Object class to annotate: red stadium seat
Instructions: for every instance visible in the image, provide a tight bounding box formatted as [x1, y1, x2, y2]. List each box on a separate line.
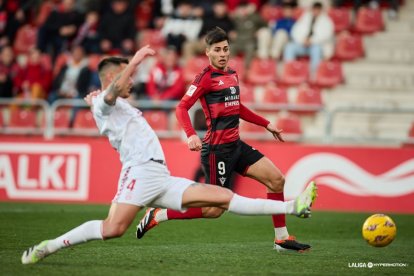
[263, 85, 288, 105]
[239, 82, 255, 103]
[239, 120, 267, 133]
[294, 85, 323, 116]
[408, 122, 414, 138]
[0, 108, 4, 127]
[354, 7, 384, 34]
[135, 0, 154, 29]
[53, 108, 71, 129]
[260, 4, 283, 22]
[183, 56, 209, 83]
[276, 113, 302, 135]
[9, 108, 38, 128]
[139, 29, 166, 51]
[143, 110, 169, 130]
[13, 24, 38, 54]
[227, 56, 245, 81]
[53, 53, 69, 77]
[40, 54, 53, 71]
[334, 33, 364, 61]
[246, 58, 277, 85]
[313, 60, 344, 88]
[72, 109, 97, 129]
[278, 60, 309, 86]
[328, 8, 351, 33]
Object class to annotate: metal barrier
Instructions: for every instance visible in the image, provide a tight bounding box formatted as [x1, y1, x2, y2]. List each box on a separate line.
[325, 106, 414, 144]
[1, 98, 412, 145]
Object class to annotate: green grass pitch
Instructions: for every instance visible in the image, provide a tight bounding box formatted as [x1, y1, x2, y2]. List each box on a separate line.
[0, 202, 413, 275]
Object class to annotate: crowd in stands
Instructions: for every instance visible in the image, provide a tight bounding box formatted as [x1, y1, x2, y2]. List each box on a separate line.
[0, 0, 402, 132]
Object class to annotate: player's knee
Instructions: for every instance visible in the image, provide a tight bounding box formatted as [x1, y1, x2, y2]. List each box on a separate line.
[202, 207, 225, 218]
[268, 174, 285, 192]
[102, 222, 128, 238]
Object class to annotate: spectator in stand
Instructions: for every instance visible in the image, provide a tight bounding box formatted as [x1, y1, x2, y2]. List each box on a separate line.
[48, 45, 92, 104]
[257, 2, 296, 60]
[333, 0, 399, 20]
[36, 0, 84, 61]
[146, 46, 185, 102]
[72, 10, 100, 54]
[0, 46, 18, 98]
[148, 0, 174, 29]
[14, 48, 52, 100]
[230, 1, 267, 68]
[161, 0, 202, 54]
[182, 0, 234, 63]
[283, 1, 334, 78]
[0, 0, 25, 48]
[98, 0, 136, 55]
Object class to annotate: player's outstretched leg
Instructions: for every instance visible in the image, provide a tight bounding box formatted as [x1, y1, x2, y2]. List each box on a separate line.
[274, 181, 318, 253]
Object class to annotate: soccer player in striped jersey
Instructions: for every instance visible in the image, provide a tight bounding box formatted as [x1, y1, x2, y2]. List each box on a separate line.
[137, 27, 313, 252]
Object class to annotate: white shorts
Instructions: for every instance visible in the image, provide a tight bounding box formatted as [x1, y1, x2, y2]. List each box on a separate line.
[112, 161, 194, 211]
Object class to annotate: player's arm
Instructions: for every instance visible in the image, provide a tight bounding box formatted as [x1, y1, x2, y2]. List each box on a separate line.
[104, 45, 155, 105]
[239, 103, 284, 142]
[176, 83, 206, 151]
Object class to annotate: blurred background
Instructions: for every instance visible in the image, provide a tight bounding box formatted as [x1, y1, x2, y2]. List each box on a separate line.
[0, 0, 413, 214]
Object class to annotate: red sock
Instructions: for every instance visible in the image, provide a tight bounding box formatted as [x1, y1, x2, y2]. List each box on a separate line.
[267, 192, 286, 228]
[166, 208, 203, 220]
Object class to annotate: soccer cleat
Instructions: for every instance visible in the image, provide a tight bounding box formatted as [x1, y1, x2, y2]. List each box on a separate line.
[274, 236, 311, 252]
[294, 181, 318, 218]
[136, 208, 160, 239]
[21, 240, 50, 264]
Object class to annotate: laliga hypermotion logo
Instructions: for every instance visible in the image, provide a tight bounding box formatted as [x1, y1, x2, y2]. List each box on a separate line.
[0, 143, 90, 201]
[284, 153, 414, 199]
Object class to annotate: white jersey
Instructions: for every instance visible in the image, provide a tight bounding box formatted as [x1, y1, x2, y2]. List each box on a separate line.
[91, 91, 165, 168]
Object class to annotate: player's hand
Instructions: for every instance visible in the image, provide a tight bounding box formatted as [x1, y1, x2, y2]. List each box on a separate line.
[84, 89, 102, 106]
[266, 123, 285, 142]
[187, 134, 202, 151]
[131, 45, 155, 66]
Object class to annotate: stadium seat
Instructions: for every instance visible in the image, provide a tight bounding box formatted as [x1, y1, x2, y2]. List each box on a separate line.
[183, 56, 210, 83]
[328, 7, 351, 33]
[13, 24, 38, 54]
[9, 108, 38, 128]
[334, 33, 364, 61]
[53, 108, 71, 129]
[40, 54, 53, 71]
[260, 4, 283, 22]
[294, 85, 323, 115]
[227, 56, 245, 81]
[263, 85, 288, 105]
[239, 120, 267, 133]
[246, 58, 277, 85]
[278, 60, 309, 86]
[354, 7, 384, 34]
[53, 53, 69, 77]
[0, 108, 4, 127]
[72, 109, 97, 129]
[239, 82, 255, 103]
[408, 122, 414, 138]
[134, 0, 154, 29]
[143, 110, 169, 130]
[276, 113, 302, 135]
[313, 60, 344, 88]
[138, 29, 166, 51]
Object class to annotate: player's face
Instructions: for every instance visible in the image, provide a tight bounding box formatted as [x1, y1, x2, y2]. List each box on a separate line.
[108, 63, 133, 98]
[206, 40, 230, 70]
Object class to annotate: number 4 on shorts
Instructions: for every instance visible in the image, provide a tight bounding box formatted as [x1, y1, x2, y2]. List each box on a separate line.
[127, 179, 136, 191]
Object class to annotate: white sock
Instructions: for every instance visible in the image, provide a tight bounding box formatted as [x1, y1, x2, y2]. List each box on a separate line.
[155, 209, 168, 223]
[275, 227, 289, 240]
[46, 220, 103, 253]
[228, 194, 295, 215]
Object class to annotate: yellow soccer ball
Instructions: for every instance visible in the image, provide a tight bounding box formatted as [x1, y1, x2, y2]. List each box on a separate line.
[362, 214, 397, 247]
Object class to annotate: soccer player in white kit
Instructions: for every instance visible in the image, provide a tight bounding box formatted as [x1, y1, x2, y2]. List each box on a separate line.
[21, 45, 317, 264]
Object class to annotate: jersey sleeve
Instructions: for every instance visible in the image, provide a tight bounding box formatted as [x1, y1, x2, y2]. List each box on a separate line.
[176, 81, 207, 138]
[92, 91, 114, 116]
[239, 103, 270, 127]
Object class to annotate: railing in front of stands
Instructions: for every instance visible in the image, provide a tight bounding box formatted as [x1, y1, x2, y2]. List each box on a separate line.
[0, 98, 413, 145]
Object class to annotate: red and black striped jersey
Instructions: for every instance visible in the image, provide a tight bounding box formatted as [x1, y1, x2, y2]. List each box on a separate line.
[176, 65, 269, 146]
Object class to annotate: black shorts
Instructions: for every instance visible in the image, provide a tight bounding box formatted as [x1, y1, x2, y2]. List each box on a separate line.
[201, 140, 264, 189]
